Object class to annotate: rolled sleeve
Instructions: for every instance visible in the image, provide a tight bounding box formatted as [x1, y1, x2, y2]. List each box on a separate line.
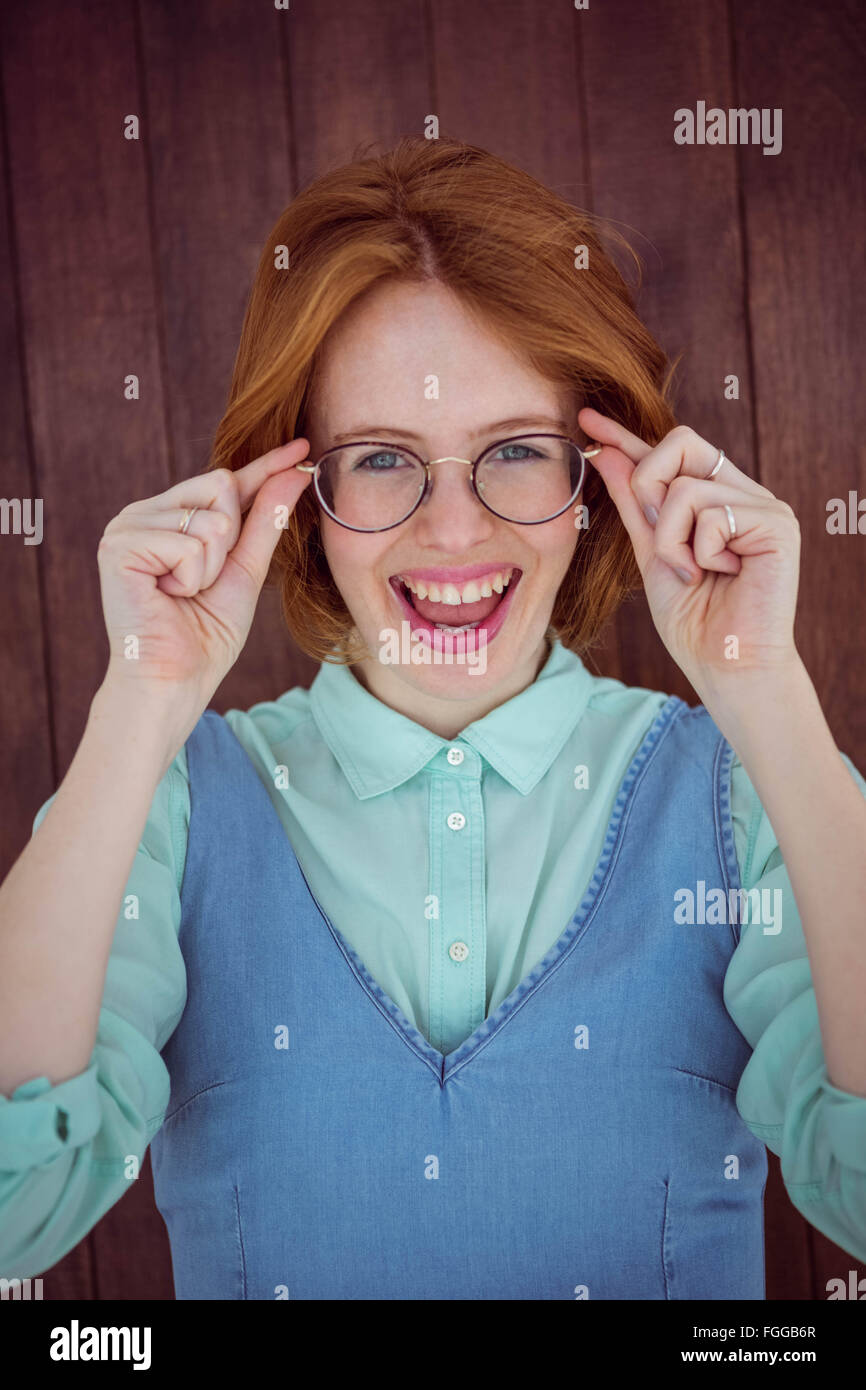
[0, 1067, 102, 1169]
[0, 751, 189, 1279]
[724, 750, 866, 1263]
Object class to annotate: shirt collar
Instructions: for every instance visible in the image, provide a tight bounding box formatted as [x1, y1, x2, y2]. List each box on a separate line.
[308, 636, 596, 799]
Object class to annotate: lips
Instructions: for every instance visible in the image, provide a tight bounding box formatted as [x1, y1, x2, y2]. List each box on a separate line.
[388, 568, 522, 650]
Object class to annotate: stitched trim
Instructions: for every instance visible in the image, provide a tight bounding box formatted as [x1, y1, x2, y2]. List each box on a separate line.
[444, 693, 687, 1082]
[672, 1065, 738, 1096]
[168, 748, 190, 898]
[661, 1176, 672, 1299]
[739, 773, 764, 889]
[706, 725, 741, 951]
[233, 1182, 248, 1299]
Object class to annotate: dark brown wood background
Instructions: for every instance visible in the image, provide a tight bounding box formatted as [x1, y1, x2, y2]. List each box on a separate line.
[1, 0, 863, 1300]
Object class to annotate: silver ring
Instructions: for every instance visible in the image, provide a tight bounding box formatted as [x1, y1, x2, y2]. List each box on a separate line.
[178, 506, 199, 534]
[723, 504, 736, 540]
[705, 449, 727, 479]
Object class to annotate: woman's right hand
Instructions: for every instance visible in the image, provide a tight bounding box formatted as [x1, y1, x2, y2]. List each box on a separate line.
[96, 438, 313, 713]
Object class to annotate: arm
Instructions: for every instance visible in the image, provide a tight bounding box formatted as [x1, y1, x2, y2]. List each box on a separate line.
[713, 660, 866, 1099]
[0, 437, 312, 1278]
[723, 686, 866, 1264]
[0, 680, 186, 1093]
[576, 408, 866, 1259]
[0, 720, 188, 1278]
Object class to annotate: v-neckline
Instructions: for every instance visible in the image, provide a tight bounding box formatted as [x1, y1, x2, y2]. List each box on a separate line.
[283, 693, 685, 1087]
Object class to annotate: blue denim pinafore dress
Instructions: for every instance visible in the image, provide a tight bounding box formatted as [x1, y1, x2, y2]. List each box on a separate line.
[150, 694, 767, 1299]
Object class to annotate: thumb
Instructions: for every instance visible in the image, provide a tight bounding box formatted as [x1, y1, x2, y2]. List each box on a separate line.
[227, 465, 313, 594]
[589, 447, 655, 574]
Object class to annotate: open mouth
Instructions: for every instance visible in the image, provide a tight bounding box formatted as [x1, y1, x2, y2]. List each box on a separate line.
[388, 566, 523, 650]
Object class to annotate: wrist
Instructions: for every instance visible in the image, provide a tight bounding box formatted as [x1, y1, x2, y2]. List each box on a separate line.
[692, 650, 809, 713]
[90, 673, 201, 780]
[695, 655, 825, 757]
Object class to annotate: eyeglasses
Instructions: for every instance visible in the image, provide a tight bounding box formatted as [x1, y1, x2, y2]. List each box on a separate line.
[295, 433, 602, 533]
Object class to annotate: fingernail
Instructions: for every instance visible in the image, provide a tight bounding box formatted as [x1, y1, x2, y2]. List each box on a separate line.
[675, 566, 694, 584]
[643, 504, 658, 526]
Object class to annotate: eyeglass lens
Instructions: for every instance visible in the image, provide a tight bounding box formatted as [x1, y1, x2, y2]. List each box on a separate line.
[315, 435, 585, 529]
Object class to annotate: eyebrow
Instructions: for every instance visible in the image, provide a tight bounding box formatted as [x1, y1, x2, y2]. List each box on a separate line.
[328, 415, 574, 446]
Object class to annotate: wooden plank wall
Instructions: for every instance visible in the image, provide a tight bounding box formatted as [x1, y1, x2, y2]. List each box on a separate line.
[0, 0, 862, 1301]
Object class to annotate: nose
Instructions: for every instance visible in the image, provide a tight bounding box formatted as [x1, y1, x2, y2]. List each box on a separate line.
[411, 458, 496, 548]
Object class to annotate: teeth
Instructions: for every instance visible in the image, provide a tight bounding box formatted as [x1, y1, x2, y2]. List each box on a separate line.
[399, 567, 515, 606]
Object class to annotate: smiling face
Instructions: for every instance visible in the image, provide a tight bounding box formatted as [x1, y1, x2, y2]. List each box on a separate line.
[303, 278, 585, 734]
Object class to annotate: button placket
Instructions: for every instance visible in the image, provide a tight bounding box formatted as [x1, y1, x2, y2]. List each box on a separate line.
[426, 747, 486, 1055]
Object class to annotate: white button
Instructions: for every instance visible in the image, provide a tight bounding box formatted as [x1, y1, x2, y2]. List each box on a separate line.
[446, 811, 466, 830]
[449, 940, 470, 962]
[447, 747, 464, 765]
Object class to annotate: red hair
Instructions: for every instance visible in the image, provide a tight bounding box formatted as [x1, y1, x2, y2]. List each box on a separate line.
[210, 136, 679, 663]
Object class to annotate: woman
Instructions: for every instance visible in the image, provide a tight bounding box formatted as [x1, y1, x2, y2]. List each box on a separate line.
[1, 137, 864, 1301]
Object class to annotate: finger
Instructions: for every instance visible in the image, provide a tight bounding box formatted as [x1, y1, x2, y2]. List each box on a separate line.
[585, 442, 657, 575]
[128, 506, 237, 591]
[691, 507, 744, 576]
[156, 535, 206, 596]
[633, 428, 773, 524]
[224, 461, 313, 595]
[231, 438, 311, 512]
[136, 439, 309, 526]
[133, 463, 242, 531]
[653, 477, 774, 575]
[579, 411, 771, 519]
[653, 480, 746, 579]
[101, 525, 208, 597]
[578, 406, 653, 463]
[656, 492, 792, 583]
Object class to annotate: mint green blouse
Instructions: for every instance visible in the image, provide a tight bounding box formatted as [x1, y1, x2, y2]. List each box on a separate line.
[2, 636, 866, 1277]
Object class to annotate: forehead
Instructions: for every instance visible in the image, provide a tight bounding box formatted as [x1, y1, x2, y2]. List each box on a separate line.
[306, 279, 571, 437]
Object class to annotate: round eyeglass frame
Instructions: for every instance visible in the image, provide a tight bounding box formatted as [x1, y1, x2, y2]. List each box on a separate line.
[295, 433, 600, 533]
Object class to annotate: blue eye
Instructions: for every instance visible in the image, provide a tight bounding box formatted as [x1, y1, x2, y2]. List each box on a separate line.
[491, 444, 543, 462]
[354, 451, 412, 473]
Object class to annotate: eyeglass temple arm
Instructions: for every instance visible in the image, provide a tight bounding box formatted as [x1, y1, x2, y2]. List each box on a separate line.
[293, 444, 603, 471]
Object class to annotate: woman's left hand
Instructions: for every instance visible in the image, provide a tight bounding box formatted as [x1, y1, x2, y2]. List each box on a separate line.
[578, 407, 803, 699]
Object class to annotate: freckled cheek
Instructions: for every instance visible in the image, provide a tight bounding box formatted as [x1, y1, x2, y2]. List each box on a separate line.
[359, 563, 397, 621]
[321, 524, 392, 616]
[525, 522, 578, 590]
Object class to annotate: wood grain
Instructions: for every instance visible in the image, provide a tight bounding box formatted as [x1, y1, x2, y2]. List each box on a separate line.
[1, 0, 862, 1301]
